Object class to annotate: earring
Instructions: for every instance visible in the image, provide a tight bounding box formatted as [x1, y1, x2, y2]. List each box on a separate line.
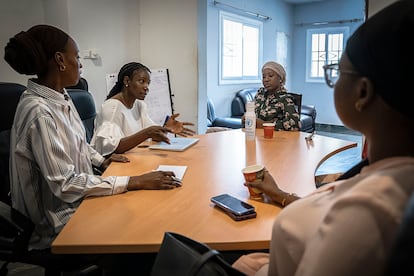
[355, 101, 362, 112]
[125, 84, 129, 88]
[59, 65, 66, 72]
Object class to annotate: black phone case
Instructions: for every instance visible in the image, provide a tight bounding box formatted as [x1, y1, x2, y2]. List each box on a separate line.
[226, 209, 257, 221]
[211, 194, 255, 216]
[213, 206, 257, 221]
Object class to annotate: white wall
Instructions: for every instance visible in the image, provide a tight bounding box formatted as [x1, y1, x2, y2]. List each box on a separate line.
[0, 0, 45, 85]
[66, 0, 142, 112]
[0, 0, 198, 131]
[139, 0, 198, 131]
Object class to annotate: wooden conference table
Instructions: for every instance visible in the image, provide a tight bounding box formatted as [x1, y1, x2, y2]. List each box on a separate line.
[52, 129, 356, 254]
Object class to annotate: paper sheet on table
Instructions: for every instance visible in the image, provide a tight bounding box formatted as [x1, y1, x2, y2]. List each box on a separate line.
[156, 165, 187, 180]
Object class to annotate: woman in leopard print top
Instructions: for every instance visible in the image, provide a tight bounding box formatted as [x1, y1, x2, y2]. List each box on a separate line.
[254, 61, 300, 131]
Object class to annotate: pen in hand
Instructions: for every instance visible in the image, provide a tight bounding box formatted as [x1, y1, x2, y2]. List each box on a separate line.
[163, 115, 170, 127]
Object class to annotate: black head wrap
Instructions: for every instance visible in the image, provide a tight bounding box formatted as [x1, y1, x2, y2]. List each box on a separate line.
[4, 24, 69, 76]
[345, 0, 414, 118]
[107, 62, 151, 99]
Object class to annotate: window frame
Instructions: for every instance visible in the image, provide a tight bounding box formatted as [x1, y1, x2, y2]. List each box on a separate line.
[219, 10, 263, 85]
[305, 26, 350, 84]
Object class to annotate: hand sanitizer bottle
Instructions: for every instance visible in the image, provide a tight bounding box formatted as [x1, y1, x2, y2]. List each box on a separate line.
[245, 101, 256, 141]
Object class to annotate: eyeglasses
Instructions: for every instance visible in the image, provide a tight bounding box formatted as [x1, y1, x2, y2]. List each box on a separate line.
[323, 63, 360, 88]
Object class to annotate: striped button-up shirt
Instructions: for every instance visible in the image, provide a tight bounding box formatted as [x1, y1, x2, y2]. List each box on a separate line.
[10, 80, 129, 250]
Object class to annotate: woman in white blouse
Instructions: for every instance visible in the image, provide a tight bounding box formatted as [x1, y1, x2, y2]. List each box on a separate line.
[91, 62, 195, 156]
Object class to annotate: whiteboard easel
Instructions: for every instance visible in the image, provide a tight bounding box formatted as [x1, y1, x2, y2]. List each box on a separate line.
[105, 68, 173, 126]
[146, 68, 174, 125]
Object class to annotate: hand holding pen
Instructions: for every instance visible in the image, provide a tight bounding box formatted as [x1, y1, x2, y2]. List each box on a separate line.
[163, 114, 196, 137]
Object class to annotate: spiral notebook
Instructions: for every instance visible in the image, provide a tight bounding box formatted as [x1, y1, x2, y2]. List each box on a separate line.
[149, 137, 199, 152]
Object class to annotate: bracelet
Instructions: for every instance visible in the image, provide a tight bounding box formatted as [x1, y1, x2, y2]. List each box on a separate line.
[281, 193, 297, 207]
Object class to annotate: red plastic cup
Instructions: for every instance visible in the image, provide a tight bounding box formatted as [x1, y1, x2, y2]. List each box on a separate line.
[263, 123, 275, 139]
[242, 164, 265, 199]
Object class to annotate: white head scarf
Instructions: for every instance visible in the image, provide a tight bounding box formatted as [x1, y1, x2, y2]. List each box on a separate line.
[262, 61, 286, 85]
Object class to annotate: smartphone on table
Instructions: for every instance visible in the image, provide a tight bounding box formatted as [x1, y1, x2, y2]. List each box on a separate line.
[211, 194, 257, 221]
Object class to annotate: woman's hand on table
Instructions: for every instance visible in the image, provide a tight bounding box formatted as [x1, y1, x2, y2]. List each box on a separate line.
[128, 171, 182, 190]
[100, 153, 130, 171]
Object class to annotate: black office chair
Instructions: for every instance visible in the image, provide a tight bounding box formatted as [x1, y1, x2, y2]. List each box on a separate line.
[384, 191, 414, 276]
[287, 92, 302, 115]
[0, 82, 101, 276]
[0, 82, 25, 206]
[66, 77, 89, 91]
[67, 89, 97, 143]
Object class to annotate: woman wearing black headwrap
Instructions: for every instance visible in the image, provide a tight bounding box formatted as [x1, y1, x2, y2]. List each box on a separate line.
[91, 61, 195, 156]
[232, 1, 414, 275]
[4, 25, 181, 258]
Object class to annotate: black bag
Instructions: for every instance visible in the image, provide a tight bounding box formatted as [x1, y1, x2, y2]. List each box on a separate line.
[150, 232, 246, 276]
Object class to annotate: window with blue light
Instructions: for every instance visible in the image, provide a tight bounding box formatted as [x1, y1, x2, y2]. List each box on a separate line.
[305, 27, 350, 83]
[219, 11, 263, 85]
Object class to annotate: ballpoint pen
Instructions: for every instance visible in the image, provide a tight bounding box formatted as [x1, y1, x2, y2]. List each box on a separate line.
[162, 115, 170, 127]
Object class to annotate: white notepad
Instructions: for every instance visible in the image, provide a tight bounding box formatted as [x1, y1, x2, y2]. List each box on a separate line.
[156, 165, 187, 180]
[149, 137, 199, 152]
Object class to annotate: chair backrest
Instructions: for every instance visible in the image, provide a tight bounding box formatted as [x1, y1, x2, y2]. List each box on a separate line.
[67, 89, 97, 143]
[288, 92, 302, 115]
[0, 82, 26, 205]
[231, 88, 259, 118]
[0, 82, 26, 132]
[207, 98, 216, 127]
[66, 77, 89, 91]
[0, 83, 100, 274]
[384, 191, 414, 275]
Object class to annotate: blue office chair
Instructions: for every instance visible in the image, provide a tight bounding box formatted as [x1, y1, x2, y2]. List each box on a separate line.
[67, 89, 97, 143]
[207, 97, 241, 129]
[66, 77, 89, 91]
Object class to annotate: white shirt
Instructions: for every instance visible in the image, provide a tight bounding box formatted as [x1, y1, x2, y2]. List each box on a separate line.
[91, 99, 156, 156]
[10, 80, 129, 250]
[263, 157, 414, 276]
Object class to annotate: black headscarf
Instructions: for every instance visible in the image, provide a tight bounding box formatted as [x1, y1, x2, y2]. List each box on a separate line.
[4, 25, 69, 76]
[345, 0, 414, 118]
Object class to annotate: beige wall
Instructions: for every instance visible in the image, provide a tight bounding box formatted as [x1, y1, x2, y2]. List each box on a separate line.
[0, 0, 198, 131]
[139, 0, 198, 127]
[367, 0, 397, 17]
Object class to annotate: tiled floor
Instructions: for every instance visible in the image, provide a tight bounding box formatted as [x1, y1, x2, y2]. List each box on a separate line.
[1, 124, 363, 276]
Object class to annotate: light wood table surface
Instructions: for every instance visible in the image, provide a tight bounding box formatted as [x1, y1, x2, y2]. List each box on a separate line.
[52, 129, 356, 254]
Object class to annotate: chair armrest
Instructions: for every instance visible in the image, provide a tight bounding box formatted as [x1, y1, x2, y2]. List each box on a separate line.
[0, 201, 33, 255]
[231, 97, 245, 117]
[212, 117, 242, 129]
[301, 105, 317, 119]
